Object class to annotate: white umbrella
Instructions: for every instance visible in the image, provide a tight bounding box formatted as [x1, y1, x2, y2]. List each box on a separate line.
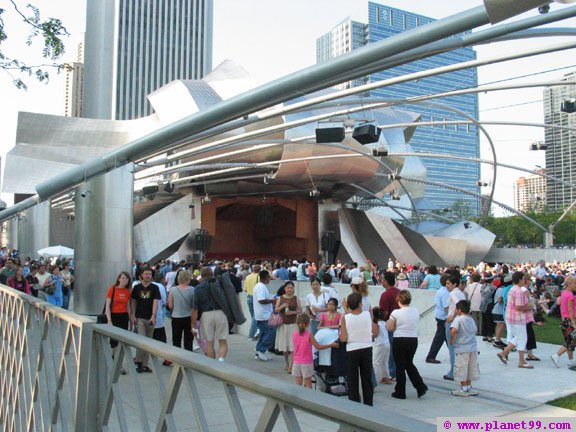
[37, 245, 74, 258]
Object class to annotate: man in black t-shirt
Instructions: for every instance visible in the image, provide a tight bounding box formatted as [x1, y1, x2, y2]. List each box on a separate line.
[130, 268, 160, 373]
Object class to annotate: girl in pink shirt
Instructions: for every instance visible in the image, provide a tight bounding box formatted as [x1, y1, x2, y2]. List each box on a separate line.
[292, 314, 339, 388]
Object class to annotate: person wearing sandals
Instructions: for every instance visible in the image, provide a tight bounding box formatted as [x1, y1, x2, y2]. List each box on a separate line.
[496, 272, 535, 369]
[275, 281, 302, 373]
[168, 270, 195, 351]
[105, 271, 133, 375]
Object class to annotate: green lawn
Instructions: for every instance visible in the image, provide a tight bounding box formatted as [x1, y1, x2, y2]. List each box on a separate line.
[533, 316, 564, 345]
[549, 394, 576, 411]
[534, 316, 576, 411]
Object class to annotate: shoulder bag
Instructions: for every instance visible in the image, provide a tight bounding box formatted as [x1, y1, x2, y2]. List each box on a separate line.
[97, 287, 115, 324]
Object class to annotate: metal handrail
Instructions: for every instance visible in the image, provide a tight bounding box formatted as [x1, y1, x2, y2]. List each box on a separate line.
[1, 284, 435, 432]
[93, 324, 432, 432]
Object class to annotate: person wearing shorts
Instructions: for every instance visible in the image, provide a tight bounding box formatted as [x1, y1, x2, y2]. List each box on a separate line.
[497, 272, 534, 369]
[191, 267, 229, 361]
[450, 300, 480, 396]
[292, 314, 338, 388]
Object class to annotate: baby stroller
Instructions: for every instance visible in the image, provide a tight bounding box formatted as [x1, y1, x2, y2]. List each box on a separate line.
[313, 341, 348, 397]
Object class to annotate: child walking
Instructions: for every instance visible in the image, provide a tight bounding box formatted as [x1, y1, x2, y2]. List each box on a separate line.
[372, 306, 393, 384]
[449, 300, 480, 396]
[292, 314, 339, 388]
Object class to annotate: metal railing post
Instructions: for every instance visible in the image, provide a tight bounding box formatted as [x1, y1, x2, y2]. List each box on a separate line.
[74, 322, 98, 432]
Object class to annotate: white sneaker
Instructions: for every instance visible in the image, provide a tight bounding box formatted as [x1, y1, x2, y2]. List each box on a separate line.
[551, 354, 560, 368]
[567, 360, 576, 368]
[467, 388, 479, 396]
[451, 389, 470, 397]
[218, 357, 225, 362]
[255, 351, 269, 361]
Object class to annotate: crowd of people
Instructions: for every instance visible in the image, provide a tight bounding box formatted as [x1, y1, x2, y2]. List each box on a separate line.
[3, 248, 576, 405]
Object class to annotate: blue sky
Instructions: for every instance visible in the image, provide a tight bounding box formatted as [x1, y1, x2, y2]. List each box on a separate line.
[1, 0, 575, 211]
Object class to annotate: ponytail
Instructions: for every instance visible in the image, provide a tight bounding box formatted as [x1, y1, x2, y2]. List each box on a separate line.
[296, 313, 310, 335]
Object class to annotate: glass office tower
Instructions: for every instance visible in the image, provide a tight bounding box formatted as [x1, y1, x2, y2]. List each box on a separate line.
[316, 3, 480, 215]
[544, 71, 576, 212]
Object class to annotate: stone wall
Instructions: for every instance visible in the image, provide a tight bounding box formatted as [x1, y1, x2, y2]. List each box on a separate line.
[485, 247, 576, 264]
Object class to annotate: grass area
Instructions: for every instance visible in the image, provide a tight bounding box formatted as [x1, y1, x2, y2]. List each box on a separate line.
[548, 394, 576, 411]
[533, 315, 564, 345]
[535, 316, 576, 412]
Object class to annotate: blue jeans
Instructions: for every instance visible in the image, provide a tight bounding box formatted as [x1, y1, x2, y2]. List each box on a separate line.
[255, 320, 276, 353]
[387, 330, 396, 378]
[247, 296, 257, 339]
[62, 289, 71, 310]
[445, 324, 455, 378]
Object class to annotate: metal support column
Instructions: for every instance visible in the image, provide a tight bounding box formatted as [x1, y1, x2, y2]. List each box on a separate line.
[17, 202, 51, 260]
[73, 164, 134, 315]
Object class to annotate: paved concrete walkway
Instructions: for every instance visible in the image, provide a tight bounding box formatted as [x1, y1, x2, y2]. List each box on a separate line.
[221, 329, 576, 424]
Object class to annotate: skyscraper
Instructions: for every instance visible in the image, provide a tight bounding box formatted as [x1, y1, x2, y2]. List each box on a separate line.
[316, 3, 480, 214]
[64, 41, 85, 117]
[514, 169, 546, 213]
[83, 0, 213, 120]
[544, 71, 576, 212]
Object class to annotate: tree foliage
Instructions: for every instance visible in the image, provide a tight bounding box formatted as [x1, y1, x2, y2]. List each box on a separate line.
[474, 212, 576, 246]
[0, 1, 69, 90]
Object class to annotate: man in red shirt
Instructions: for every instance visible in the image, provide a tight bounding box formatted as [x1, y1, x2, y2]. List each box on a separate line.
[379, 272, 399, 381]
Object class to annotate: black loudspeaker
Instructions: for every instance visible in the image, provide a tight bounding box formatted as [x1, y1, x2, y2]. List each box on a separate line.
[315, 127, 345, 143]
[561, 100, 576, 113]
[321, 231, 337, 252]
[193, 229, 212, 251]
[352, 124, 381, 144]
[142, 185, 159, 195]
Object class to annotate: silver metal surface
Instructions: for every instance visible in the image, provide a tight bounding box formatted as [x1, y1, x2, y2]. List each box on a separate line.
[484, 0, 548, 24]
[73, 164, 133, 315]
[16, 201, 51, 260]
[27, 5, 492, 202]
[134, 194, 192, 261]
[433, 221, 496, 265]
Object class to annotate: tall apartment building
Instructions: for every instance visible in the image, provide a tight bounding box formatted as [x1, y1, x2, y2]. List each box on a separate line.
[544, 71, 576, 212]
[64, 41, 85, 117]
[514, 169, 546, 213]
[316, 3, 480, 214]
[83, 0, 213, 120]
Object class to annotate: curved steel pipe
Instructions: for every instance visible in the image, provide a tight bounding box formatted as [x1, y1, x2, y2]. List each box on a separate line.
[398, 175, 548, 232]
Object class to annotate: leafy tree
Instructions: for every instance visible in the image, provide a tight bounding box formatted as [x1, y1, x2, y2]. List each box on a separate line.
[0, 1, 69, 90]
[475, 212, 576, 246]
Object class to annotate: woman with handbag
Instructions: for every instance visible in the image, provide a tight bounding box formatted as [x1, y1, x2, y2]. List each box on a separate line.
[105, 271, 133, 374]
[45, 265, 63, 307]
[274, 281, 302, 373]
[168, 270, 195, 351]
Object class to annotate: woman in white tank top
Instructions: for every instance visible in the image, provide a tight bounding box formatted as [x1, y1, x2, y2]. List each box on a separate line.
[340, 292, 378, 406]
